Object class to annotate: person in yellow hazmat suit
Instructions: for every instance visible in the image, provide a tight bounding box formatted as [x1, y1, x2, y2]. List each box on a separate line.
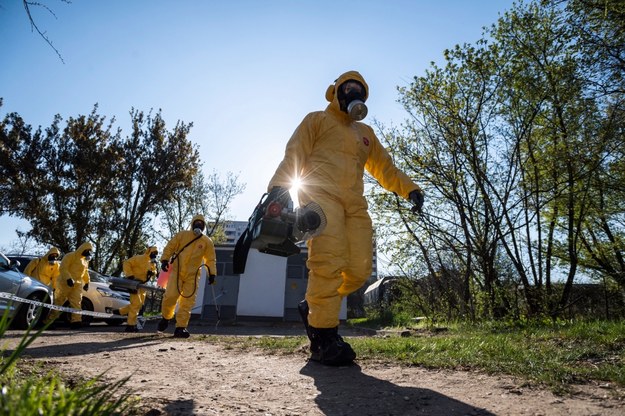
[24, 247, 61, 290]
[44, 242, 95, 329]
[114, 246, 158, 333]
[267, 70, 424, 366]
[157, 214, 217, 338]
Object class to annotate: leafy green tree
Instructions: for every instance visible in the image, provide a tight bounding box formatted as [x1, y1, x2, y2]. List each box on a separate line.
[551, 0, 625, 291]
[370, 34, 523, 318]
[370, 0, 625, 320]
[0, 105, 119, 255]
[0, 103, 200, 275]
[101, 108, 201, 274]
[488, 1, 601, 316]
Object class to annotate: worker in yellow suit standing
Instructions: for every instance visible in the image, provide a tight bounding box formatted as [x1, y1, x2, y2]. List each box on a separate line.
[24, 247, 61, 290]
[45, 242, 94, 329]
[267, 71, 424, 365]
[157, 214, 217, 338]
[115, 245, 158, 333]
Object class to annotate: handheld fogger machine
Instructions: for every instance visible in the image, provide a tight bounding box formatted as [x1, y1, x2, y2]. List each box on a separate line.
[109, 276, 165, 294]
[233, 186, 326, 274]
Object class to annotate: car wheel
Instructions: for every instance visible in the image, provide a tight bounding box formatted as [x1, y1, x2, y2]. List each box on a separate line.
[81, 297, 94, 326]
[13, 292, 48, 329]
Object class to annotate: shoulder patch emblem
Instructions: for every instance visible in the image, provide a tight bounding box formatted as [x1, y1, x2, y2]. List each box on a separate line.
[362, 137, 370, 146]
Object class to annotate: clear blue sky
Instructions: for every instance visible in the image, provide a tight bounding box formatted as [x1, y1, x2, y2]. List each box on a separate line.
[0, 0, 516, 251]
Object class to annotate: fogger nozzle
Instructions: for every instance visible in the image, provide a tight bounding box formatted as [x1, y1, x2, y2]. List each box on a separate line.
[297, 210, 321, 232]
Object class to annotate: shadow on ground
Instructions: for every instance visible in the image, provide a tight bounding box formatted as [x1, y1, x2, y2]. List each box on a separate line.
[300, 361, 494, 416]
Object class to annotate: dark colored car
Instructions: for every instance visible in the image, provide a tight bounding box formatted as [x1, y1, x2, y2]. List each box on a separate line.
[0, 252, 53, 329]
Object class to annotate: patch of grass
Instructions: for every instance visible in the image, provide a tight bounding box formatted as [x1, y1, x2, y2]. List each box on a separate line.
[197, 334, 307, 353]
[0, 308, 139, 415]
[0, 366, 138, 416]
[350, 309, 418, 329]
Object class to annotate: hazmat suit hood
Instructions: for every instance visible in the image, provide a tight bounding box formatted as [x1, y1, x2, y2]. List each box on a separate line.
[45, 247, 61, 258]
[144, 245, 158, 256]
[325, 70, 369, 117]
[76, 242, 94, 256]
[190, 214, 206, 230]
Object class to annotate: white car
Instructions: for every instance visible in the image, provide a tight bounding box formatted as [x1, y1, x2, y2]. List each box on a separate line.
[80, 270, 130, 326]
[6, 254, 130, 326]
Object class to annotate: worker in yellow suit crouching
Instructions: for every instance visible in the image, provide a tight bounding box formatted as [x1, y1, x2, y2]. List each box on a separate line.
[115, 246, 158, 333]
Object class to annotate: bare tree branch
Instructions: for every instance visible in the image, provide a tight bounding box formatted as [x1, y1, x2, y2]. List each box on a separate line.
[22, 0, 69, 64]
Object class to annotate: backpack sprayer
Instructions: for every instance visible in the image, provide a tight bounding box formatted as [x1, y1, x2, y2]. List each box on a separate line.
[109, 273, 165, 295]
[233, 186, 327, 274]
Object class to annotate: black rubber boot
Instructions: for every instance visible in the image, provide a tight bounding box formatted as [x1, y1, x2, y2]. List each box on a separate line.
[157, 318, 169, 332]
[298, 300, 320, 361]
[125, 325, 138, 333]
[70, 321, 82, 330]
[44, 321, 57, 330]
[309, 326, 356, 366]
[173, 327, 190, 338]
[112, 309, 121, 316]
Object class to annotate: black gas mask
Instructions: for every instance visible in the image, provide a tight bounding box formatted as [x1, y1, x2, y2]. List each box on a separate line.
[337, 80, 368, 121]
[82, 250, 92, 261]
[193, 221, 205, 237]
[48, 254, 59, 265]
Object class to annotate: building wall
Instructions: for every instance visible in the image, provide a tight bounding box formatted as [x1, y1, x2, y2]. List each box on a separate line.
[236, 250, 287, 318]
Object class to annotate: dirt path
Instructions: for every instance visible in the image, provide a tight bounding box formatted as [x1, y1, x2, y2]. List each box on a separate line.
[4, 321, 624, 415]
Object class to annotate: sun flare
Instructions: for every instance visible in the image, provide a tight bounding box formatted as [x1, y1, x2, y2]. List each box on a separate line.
[289, 177, 302, 207]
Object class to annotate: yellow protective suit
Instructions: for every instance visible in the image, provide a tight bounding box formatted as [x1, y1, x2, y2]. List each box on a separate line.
[160, 214, 217, 328]
[46, 242, 94, 324]
[24, 247, 61, 290]
[118, 246, 158, 326]
[268, 70, 421, 329]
